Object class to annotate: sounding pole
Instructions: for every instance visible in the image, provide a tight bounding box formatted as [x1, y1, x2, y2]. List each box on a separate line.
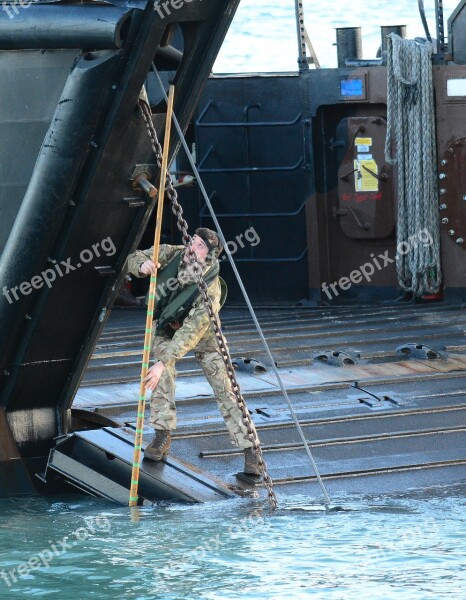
[129, 86, 175, 508]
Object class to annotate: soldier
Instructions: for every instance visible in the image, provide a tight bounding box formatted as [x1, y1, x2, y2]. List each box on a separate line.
[127, 228, 261, 477]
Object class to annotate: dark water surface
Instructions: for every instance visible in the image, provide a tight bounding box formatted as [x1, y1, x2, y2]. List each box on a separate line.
[0, 486, 465, 599]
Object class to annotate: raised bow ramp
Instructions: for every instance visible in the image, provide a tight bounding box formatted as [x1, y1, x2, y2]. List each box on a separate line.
[0, 0, 241, 497]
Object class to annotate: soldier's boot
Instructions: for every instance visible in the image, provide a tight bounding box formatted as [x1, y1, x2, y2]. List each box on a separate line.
[144, 430, 172, 461]
[243, 447, 262, 477]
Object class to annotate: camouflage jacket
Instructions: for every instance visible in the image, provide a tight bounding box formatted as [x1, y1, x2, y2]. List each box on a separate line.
[127, 244, 221, 368]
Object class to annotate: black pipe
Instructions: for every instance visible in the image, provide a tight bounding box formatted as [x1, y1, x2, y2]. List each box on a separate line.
[380, 25, 406, 63]
[154, 45, 184, 70]
[0, 51, 121, 388]
[336, 27, 362, 68]
[418, 0, 433, 44]
[0, 6, 133, 49]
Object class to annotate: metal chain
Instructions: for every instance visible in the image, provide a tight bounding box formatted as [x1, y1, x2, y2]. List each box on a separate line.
[138, 99, 278, 509]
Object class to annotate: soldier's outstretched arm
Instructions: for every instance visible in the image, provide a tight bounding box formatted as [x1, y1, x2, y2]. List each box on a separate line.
[126, 244, 184, 277]
[143, 360, 165, 391]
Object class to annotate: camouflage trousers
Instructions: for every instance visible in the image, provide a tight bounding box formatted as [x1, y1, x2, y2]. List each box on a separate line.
[150, 334, 253, 449]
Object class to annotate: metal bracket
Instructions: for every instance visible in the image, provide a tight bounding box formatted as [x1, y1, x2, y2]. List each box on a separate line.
[351, 383, 404, 409]
[332, 207, 348, 217]
[314, 350, 358, 367]
[232, 357, 267, 374]
[122, 197, 146, 208]
[255, 406, 279, 419]
[94, 266, 116, 276]
[328, 138, 346, 150]
[354, 392, 404, 409]
[130, 164, 158, 198]
[396, 343, 440, 360]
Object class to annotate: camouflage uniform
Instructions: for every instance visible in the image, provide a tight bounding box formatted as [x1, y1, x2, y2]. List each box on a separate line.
[127, 244, 253, 449]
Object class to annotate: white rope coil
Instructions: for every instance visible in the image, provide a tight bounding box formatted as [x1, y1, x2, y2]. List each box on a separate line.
[384, 33, 442, 296]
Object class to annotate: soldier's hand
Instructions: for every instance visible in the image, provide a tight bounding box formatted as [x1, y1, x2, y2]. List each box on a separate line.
[144, 361, 165, 391]
[139, 260, 160, 276]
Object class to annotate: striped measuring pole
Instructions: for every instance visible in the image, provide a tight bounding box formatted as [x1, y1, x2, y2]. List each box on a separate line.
[129, 85, 175, 507]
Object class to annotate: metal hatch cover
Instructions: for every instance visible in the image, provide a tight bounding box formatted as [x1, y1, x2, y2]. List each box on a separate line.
[336, 116, 395, 239]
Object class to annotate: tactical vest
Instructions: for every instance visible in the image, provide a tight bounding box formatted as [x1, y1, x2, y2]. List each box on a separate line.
[153, 251, 226, 336]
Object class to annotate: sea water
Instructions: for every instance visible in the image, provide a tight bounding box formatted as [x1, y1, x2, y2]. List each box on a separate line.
[0, 487, 465, 599]
[215, 0, 460, 72]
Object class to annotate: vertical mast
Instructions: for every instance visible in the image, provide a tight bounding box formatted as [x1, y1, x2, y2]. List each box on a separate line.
[294, 1, 320, 71]
[435, 0, 446, 53]
[295, 0, 309, 71]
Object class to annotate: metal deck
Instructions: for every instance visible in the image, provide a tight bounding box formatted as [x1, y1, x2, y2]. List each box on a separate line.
[44, 427, 236, 504]
[73, 302, 466, 501]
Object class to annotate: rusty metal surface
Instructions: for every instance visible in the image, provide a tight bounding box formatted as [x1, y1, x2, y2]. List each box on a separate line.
[0, 408, 36, 495]
[434, 65, 466, 294]
[337, 117, 395, 239]
[438, 137, 466, 249]
[0, 408, 20, 461]
[305, 67, 399, 299]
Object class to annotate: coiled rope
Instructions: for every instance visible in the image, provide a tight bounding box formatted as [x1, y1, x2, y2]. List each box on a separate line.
[384, 34, 442, 296]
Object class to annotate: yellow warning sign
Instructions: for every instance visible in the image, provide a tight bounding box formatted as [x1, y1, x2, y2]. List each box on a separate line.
[354, 159, 379, 192]
[355, 137, 373, 146]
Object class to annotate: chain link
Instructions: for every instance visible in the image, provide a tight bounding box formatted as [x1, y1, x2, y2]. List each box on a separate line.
[138, 99, 278, 509]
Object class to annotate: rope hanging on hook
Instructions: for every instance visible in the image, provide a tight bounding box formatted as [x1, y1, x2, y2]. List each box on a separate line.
[384, 34, 442, 297]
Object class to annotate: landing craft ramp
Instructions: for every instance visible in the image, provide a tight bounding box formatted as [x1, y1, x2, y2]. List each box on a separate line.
[74, 303, 466, 500]
[0, 0, 242, 497]
[44, 428, 236, 504]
